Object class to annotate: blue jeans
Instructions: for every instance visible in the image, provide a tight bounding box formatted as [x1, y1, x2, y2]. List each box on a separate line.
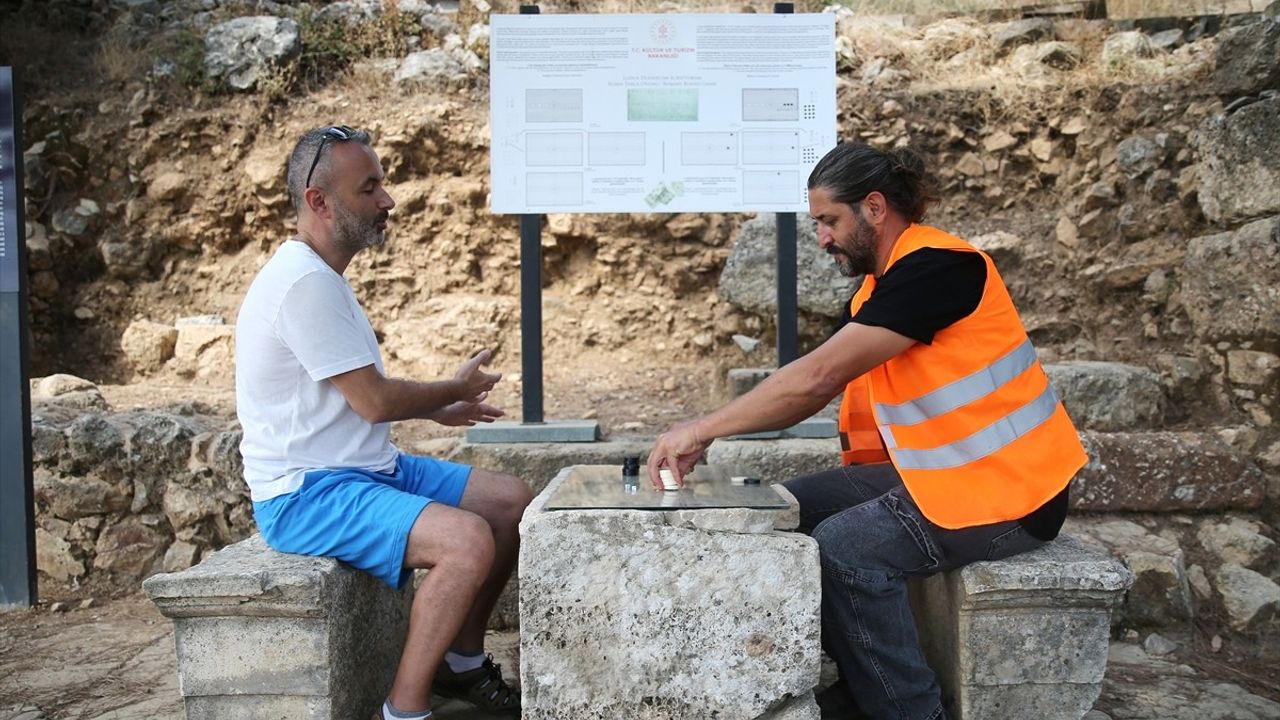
[783, 464, 1043, 720]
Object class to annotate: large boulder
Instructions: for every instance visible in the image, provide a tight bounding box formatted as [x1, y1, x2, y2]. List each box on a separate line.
[204, 16, 301, 91]
[1214, 564, 1280, 631]
[1044, 361, 1165, 431]
[1212, 15, 1280, 97]
[1072, 431, 1266, 513]
[173, 316, 235, 384]
[120, 320, 178, 375]
[719, 214, 859, 319]
[1194, 96, 1280, 224]
[1197, 518, 1276, 571]
[1182, 215, 1280, 343]
[393, 47, 479, 87]
[1066, 518, 1193, 626]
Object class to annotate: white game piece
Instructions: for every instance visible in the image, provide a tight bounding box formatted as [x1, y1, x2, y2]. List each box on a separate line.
[659, 467, 679, 491]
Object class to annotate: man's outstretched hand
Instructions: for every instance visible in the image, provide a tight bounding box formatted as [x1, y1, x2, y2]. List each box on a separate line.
[455, 348, 501, 402]
[431, 400, 505, 427]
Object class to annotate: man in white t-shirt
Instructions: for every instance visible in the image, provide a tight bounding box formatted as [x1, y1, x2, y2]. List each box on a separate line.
[235, 126, 531, 720]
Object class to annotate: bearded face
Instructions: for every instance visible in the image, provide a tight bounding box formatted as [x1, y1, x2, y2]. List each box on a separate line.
[332, 192, 388, 252]
[827, 210, 878, 278]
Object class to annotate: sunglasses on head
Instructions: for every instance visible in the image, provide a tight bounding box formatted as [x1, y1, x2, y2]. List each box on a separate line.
[304, 125, 357, 188]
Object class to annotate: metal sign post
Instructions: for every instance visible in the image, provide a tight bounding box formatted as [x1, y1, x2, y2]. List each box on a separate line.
[774, 2, 799, 367]
[0, 66, 37, 609]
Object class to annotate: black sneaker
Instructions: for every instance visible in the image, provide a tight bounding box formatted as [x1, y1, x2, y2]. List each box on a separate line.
[433, 654, 520, 714]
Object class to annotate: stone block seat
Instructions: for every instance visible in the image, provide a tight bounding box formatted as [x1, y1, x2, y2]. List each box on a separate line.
[913, 534, 1134, 719]
[143, 534, 412, 720]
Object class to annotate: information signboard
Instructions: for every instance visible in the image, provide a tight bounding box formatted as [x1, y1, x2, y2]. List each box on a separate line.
[0, 65, 36, 608]
[489, 12, 837, 214]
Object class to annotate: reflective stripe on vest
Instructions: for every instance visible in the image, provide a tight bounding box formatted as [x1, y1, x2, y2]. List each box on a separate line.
[872, 338, 1037, 427]
[888, 382, 1061, 470]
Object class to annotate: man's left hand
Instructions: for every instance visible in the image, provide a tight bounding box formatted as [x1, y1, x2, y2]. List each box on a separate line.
[431, 400, 505, 427]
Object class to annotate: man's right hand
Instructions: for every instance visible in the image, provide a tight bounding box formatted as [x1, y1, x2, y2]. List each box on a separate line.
[455, 348, 501, 402]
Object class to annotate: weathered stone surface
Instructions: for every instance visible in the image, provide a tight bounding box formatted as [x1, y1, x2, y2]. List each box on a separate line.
[34, 470, 129, 520]
[1100, 31, 1155, 67]
[1116, 135, 1163, 178]
[203, 16, 300, 91]
[1045, 362, 1165, 431]
[450, 439, 647, 497]
[1097, 641, 1280, 719]
[31, 374, 107, 411]
[1195, 97, 1280, 223]
[93, 517, 167, 578]
[144, 534, 411, 719]
[718, 214, 860, 319]
[707, 439, 843, 485]
[994, 17, 1055, 50]
[64, 413, 125, 470]
[519, 467, 821, 720]
[1063, 519, 1191, 626]
[1212, 15, 1280, 97]
[145, 168, 186, 203]
[393, 48, 478, 87]
[1072, 432, 1266, 512]
[35, 526, 84, 581]
[34, 374, 97, 398]
[1196, 517, 1276, 570]
[173, 322, 235, 383]
[1215, 564, 1280, 631]
[912, 535, 1132, 720]
[162, 482, 223, 529]
[1183, 215, 1280, 341]
[1226, 349, 1280, 388]
[313, 0, 381, 26]
[121, 320, 178, 375]
[382, 295, 515, 376]
[163, 540, 201, 573]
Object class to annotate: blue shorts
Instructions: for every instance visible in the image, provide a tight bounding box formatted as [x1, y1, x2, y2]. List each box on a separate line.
[252, 453, 472, 589]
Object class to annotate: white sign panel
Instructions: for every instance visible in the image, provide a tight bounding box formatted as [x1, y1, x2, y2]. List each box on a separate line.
[489, 13, 837, 214]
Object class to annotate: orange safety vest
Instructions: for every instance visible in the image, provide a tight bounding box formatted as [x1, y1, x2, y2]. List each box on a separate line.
[837, 224, 1086, 529]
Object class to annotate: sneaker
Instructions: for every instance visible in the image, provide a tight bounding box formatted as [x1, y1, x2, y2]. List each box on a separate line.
[433, 654, 520, 714]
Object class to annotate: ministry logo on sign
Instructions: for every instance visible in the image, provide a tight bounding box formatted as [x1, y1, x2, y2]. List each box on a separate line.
[641, 18, 693, 59]
[650, 19, 677, 45]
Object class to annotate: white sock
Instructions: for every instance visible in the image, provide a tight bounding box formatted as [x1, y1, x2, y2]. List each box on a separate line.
[445, 649, 486, 673]
[382, 700, 431, 720]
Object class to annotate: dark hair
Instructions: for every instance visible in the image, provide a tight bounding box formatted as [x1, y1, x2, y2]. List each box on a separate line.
[286, 125, 373, 212]
[807, 143, 939, 223]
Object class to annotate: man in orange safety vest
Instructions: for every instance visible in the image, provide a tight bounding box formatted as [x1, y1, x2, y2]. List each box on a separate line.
[647, 142, 1086, 720]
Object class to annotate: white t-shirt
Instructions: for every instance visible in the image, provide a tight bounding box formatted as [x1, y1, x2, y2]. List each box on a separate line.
[235, 240, 398, 502]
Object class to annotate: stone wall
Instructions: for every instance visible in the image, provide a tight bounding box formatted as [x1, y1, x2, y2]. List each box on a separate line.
[29, 375, 249, 591]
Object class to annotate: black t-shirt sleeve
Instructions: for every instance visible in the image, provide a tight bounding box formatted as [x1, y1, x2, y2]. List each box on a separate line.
[850, 248, 987, 344]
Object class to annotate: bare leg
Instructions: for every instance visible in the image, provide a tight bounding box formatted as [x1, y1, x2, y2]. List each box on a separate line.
[386, 503, 495, 712]
[449, 469, 533, 653]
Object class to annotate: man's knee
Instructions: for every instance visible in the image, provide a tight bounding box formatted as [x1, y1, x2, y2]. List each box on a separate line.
[446, 512, 497, 570]
[407, 508, 496, 573]
[487, 470, 534, 523]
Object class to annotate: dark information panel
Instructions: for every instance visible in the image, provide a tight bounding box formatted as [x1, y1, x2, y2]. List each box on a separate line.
[1, 65, 36, 608]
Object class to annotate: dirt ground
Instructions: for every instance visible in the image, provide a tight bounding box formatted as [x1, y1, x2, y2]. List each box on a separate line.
[4, 592, 1280, 720]
[0, 593, 521, 720]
